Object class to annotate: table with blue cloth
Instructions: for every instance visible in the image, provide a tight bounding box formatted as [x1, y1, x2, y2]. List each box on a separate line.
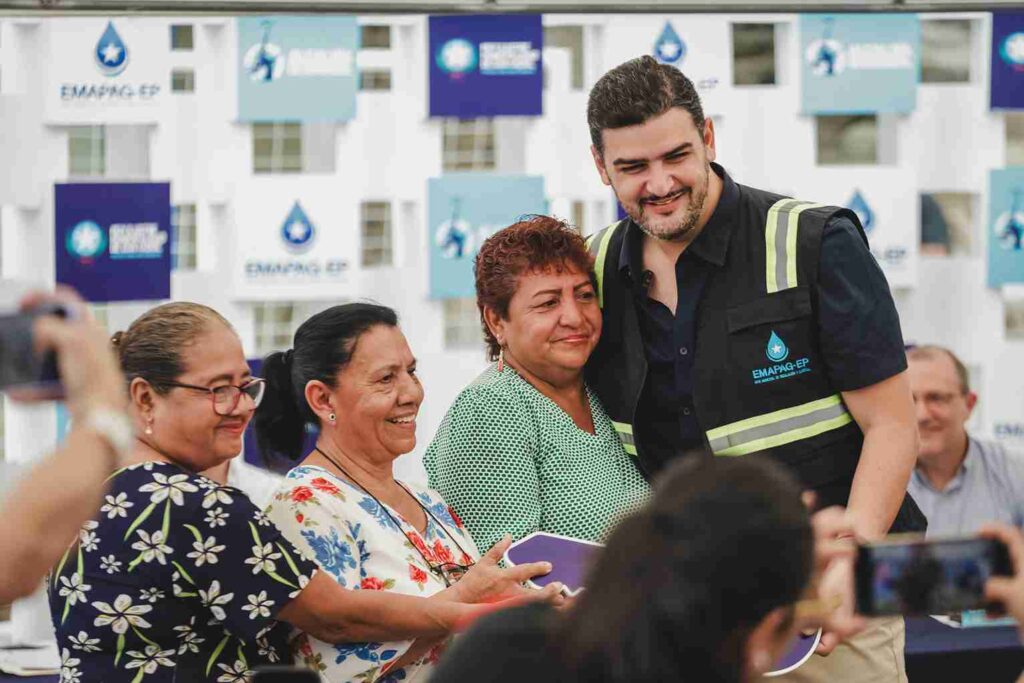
[0, 618, 1019, 682]
[905, 616, 1024, 681]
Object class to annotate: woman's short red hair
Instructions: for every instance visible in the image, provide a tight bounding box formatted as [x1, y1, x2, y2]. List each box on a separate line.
[474, 215, 594, 361]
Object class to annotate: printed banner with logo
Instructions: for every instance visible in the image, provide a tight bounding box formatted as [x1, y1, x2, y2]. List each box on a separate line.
[987, 168, 1024, 287]
[800, 14, 920, 114]
[45, 19, 170, 123]
[429, 14, 543, 118]
[237, 16, 359, 122]
[429, 174, 546, 299]
[602, 16, 733, 119]
[233, 177, 356, 300]
[991, 13, 1024, 110]
[795, 169, 918, 289]
[55, 183, 171, 302]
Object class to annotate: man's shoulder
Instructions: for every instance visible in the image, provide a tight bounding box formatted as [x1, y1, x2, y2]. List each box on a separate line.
[972, 437, 1024, 469]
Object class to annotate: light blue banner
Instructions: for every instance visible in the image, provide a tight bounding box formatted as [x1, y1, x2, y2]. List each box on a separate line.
[237, 16, 359, 122]
[988, 168, 1024, 287]
[428, 174, 546, 299]
[800, 14, 919, 114]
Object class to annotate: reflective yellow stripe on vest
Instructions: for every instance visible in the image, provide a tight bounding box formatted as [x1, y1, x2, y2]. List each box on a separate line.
[587, 222, 619, 309]
[610, 420, 638, 456]
[706, 395, 852, 457]
[765, 200, 826, 294]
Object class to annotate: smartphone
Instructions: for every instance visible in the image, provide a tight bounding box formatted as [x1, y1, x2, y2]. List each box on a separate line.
[855, 535, 1012, 616]
[251, 667, 319, 682]
[0, 304, 68, 399]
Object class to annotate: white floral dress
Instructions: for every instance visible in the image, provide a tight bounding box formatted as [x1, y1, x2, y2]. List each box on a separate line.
[265, 465, 480, 683]
[48, 461, 319, 683]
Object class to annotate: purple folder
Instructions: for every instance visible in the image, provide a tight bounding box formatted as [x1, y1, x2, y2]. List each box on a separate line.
[504, 531, 822, 675]
[503, 532, 602, 597]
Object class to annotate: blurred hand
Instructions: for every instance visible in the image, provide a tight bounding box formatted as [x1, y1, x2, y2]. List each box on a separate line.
[806, 506, 867, 654]
[981, 523, 1024, 640]
[445, 535, 565, 607]
[17, 288, 127, 422]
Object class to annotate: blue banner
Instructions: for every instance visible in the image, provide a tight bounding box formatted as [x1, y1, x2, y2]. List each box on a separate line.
[55, 183, 171, 303]
[991, 13, 1024, 110]
[428, 174, 546, 299]
[237, 16, 358, 122]
[988, 168, 1024, 287]
[800, 14, 919, 114]
[429, 14, 543, 118]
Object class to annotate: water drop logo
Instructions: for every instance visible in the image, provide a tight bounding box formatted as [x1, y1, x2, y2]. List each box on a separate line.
[846, 190, 875, 234]
[95, 21, 129, 77]
[66, 221, 107, 262]
[1002, 32, 1024, 69]
[653, 22, 686, 65]
[281, 201, 315, 254]
[437, 38, 477, 76]
[766, 331, 789, 363]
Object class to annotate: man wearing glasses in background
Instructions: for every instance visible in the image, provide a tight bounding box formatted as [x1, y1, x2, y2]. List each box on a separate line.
[907, 345, 1024, 536]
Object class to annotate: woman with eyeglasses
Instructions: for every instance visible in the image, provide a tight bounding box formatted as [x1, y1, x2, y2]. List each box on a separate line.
[254, 303, 542, 682]
[48, 302, 556, 683]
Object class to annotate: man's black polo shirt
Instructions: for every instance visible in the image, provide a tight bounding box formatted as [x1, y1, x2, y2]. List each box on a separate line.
[621, 163, 907, 475]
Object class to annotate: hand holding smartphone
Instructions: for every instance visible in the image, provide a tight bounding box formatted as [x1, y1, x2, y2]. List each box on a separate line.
[855, 534, 1012, 617]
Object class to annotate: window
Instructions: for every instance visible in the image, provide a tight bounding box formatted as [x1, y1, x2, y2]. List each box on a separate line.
[253, 123, 302, 174]
[571, 200, 585, 234]
[253, 303, 296, 357]
[68, 126, 106, 177]
[361, 25, 391, 49]
[361, 201, 393, 267]
[732, 24, 775, 86]
[544, 25, 584, 90]
[359, 69, 391, 92]
[1006, 298, 1024, 341]
[443, 298, 483, 350]
[816, 115, 877, 165]
[89, 304, 109, 333]
[171, 68, 195, 93]
[171, 24, 193, 51]
[920, 192, 976, 257]
[1007, 114, 1024, 165]
[172, 204, 197, 270]
[442, 119, 495, 172]
[921, 20, 971, 84]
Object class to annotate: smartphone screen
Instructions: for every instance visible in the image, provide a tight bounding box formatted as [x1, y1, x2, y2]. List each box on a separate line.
[856, 536, 1011, 616]
[0, 306, 64, 397]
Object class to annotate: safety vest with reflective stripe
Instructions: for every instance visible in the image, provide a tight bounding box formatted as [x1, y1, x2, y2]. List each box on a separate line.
[585, 185, 867, 494]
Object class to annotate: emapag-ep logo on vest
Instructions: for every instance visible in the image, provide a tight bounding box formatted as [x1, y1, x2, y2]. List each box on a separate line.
[65, 217, 167, 264]
[752, 331, 812, 385]
[243, 20, 354, 83]
[436, 36, 540, 77]
[805, 19, 913, 78]
[61, 21, 161, 103]
[245, 201, 348, 280]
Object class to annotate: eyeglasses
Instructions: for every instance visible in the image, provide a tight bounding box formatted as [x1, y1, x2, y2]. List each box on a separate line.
[912, 391, 963, 408]
[429, 562, 473, 587]
[160, 378, 266, 416]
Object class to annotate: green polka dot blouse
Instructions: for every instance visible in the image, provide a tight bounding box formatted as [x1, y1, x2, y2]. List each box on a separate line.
[424, 364, 651, 553]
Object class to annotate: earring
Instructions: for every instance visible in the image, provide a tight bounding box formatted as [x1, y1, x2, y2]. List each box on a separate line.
[144, 416, 154, 436]
[328, 413, 336, 424]
[497, 347, 505, 373]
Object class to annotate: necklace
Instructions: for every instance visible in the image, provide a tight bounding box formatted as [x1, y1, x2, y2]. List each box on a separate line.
[312, 446, 475, 586]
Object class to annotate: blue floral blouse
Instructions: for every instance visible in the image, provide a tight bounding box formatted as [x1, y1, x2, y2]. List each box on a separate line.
[48, 462, 319, 683]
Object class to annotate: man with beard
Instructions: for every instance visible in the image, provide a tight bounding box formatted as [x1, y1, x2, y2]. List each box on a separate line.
[583, 56, 923, 682]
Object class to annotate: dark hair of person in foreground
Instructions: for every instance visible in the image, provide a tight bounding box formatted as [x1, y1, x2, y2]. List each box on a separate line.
[431, 454, 814, 683]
